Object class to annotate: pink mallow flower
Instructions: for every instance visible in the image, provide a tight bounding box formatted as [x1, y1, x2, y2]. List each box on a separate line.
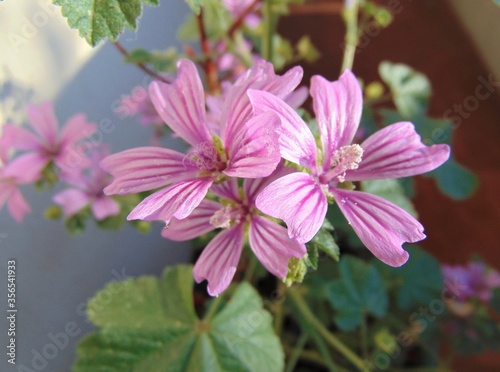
[162, 174, 306, 296]
[249, 70, 450, 267]
[1, 102, 97, 177]
[101, 58, 303, 226]
[53, 147, 120, 220]
[116, 85, 163, 127]
[0, 152, 40, 222]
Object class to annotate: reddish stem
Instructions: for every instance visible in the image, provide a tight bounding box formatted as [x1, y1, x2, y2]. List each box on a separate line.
[113, 42, 171, 84]
[196, 10, 221, 95]
[227, 0, 261, 38]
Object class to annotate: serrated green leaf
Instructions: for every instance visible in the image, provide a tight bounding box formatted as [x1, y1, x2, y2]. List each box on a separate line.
[328, 256, 388, 331]
[52, 0, 159, 47]
[74, 265, 284, 372]
[379, 62, 431, 118]
[375, 246, 442, 310]
[361, 179, 418, 218]
[305, 244, 319, 270]
[306, 221, 340, 262]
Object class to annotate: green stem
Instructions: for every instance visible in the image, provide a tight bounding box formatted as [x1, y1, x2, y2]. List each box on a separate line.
[311, 332, 343, 371]
[262, 0, 275, 64]
[287, 288, 371, 372]
[285, 333, 309, 372]
[203, 292, 226, 322]
[360, 311, 368, 360]
[341, 0, 360, 73]
[273, 281, 286, 335]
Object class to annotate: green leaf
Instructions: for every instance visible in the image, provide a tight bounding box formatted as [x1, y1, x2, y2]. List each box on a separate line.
[327, 256, 388, 331]
[361, 179, 418, 218]
[427, 157, 479, 200]
[74, 265, 284, 372]
[178, 0, 231, 41]
[376, 246, 443, 310]
[306, 220, 340, 262]
[124, 48, 179, 73]
[185, 0, 204, 14]
[53, 0, 159, 47]
[491, 288, 500, 313]
[379, 62, 431, 118]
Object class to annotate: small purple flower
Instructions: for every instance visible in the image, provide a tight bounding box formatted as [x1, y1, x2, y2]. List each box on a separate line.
[53, 147, 120, 220]
[163, 170, 306, 296]
[443, 261, 500, 302]
[1, 102, 97, 177]
[102, 59, 303, 226]
[249, 70, 450, 266]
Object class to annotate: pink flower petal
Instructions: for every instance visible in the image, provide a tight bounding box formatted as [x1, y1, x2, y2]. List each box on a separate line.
[223, 112, 281, 178]
[310, 70, 362, 171]
[211, 178, 242, 202]
[284, 86, 308, 109]
[101, 147, 200, 195]
[249, 215, 306, 278]
[0, 124, 40, 151]
[193, 224, 245, 296]
[347, 122, 451, 181]
[53, 188, 90, 216]
[127, 177, 214, 224]
[59, 113, 97, 149]
[255, 172, 327, 243]
[149, 59, 211, 147]
[3, 152, 48, 183]
[162, 199, 220, 241]
[91, 196, 120, 220]
[248, 89, 318, 171]
[331, 188, 423, 267]
[7, 188, 30, 222]
[220, 61, 303, 150]
[243, 162, 294, 203]
[26, 102, 58, 148]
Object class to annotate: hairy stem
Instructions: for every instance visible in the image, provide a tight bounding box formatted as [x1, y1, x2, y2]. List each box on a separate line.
[196, 10, 221, 95]
[288, 288, 371, 372]
[341, 0, 360, 73]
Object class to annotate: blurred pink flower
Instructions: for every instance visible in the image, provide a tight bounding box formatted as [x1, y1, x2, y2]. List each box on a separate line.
[0, 146, 41, 221]
[53, 147, 119, 220]
[163, 171, 306, 296]
[1, 102, 97, 178]
[250, 70, 450, 267]
[102, 59, 303, 226]
[443, 261, 500, 302]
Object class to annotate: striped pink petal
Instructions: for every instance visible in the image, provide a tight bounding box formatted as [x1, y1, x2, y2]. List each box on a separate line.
[101, 147, 200, 195]
[223, 111, 281, 178]
[248, 89, 318, 171]
[193, 224, 245, 296]
[127, 177, 214, 224]
[211, 178, 241, 202]
[149, 59, 211, 147]
[311, 70, 362, 171]
[331, 188, 423, 267]
[161, 199, 220, 241]
[255, 172, 327, 243]
[249, 215, 306, 278]
[346, 122, 451, 181]
[26, 102, 59, 147]
[220, 61, 303, 150]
